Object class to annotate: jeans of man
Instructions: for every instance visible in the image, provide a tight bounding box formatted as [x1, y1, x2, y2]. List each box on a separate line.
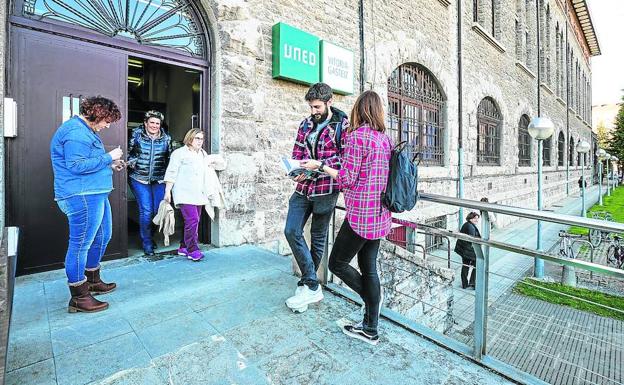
[284, 192, 338, 291]
[179, 204, 202, 253]
[329, 220, 381, 334]
[129, 178, 165, 251]
[57, 193, 112, 285]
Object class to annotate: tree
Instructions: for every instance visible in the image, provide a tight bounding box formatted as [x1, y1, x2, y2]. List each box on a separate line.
[607, 95, 624, 176]
[597, 121, 610, 149]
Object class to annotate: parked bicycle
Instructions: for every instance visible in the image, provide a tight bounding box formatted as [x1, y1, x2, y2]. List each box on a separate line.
[559, 230, 584, 259]
[588, 211, 613, 247]
[606, 234, 624, 269]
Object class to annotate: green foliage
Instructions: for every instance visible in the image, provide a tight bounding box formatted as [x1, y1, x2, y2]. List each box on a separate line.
[606, 95, 624, 165]
[597, 121, 610, 149]
[568, 185, 624, 235]
[514, 278, 624, 320]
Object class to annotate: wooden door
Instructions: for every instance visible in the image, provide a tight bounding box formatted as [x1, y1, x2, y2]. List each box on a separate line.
[8, 27, 128, 274]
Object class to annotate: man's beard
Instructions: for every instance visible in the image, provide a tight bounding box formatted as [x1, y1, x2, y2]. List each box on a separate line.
[311, 110, 329, 124]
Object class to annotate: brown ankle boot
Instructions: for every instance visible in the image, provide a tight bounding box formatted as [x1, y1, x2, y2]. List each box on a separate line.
[86, 267, 117, 295]
[68, 281, 109, 313]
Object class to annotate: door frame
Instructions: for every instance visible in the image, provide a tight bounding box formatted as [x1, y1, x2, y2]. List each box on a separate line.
[6, 17, 213, 272]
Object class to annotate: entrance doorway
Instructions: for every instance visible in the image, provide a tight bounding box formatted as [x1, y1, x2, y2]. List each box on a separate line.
[125, 57, 203, 255]
[9, 0, 212, 274]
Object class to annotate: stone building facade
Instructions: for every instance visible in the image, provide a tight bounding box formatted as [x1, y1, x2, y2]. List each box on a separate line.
[0, 0, 599, 267]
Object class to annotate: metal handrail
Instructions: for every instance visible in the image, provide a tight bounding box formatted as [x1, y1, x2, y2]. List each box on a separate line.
[327, 194, 624, 385]
[421, 225, 623, 278]
[419, 193, 624, 234]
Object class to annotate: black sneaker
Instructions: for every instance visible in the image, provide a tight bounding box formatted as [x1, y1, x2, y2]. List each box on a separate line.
[342, 323, 379, 346]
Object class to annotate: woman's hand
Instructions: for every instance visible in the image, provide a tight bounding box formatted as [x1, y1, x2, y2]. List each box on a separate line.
[111, 159, 126, 172]
[300, 159, 321, 171]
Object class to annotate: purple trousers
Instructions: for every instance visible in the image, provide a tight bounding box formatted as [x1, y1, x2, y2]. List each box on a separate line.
[179, 204, 202, 252]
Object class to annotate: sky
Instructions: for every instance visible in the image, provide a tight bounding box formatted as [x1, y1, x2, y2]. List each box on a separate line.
[589, 0, 624, 105]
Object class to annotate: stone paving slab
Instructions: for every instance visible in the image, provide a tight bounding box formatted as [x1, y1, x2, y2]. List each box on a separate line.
[6, 245, 511, 385]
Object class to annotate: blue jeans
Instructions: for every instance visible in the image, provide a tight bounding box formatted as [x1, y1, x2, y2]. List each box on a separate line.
[57, 193, 112, 284]
[129, 178, 165, 250]
[284, 192, 338, 290]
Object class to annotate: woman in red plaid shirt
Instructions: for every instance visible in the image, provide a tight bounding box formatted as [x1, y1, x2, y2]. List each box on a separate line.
[302, 90, 392, 345]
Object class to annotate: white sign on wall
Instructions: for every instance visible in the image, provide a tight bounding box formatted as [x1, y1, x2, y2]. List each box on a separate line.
[320, 41, 354, 95]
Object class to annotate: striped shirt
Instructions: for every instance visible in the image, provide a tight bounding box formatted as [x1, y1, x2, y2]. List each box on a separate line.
[337, 125, 392, 240]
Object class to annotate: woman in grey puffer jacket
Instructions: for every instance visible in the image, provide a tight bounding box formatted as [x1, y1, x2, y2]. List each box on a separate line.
[127, 110, 172, 255]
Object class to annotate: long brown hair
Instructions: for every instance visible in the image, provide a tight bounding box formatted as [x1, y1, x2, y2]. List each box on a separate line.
[349, 90, 386, 133]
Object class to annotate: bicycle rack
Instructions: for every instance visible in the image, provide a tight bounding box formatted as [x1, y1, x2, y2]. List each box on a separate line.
[570, 238, 595, 280]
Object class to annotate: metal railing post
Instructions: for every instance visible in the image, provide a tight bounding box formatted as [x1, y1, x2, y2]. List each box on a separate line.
[321, 208, 337, 285]
[599, 161, 603, 205]
[473, 211, 490, 359]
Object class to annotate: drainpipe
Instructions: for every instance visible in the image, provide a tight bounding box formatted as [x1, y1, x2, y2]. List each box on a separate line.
[358, 0, 365, 92]
[565, 0, 570, 195]
[457, 0, 464, 229]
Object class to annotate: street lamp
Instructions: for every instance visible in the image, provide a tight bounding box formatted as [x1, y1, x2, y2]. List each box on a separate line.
[606, 153, 612, 197]
[576, 140, 590, 217]
[528, 117, 554, 279]
[597, 149, 606, 205]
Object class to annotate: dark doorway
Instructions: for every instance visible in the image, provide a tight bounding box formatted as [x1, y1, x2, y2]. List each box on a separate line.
[125, 57, 204, 254]
[8, 28, 128, 274]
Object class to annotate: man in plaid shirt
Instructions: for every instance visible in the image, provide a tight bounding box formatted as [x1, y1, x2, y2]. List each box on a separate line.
[284, 83, 349, 312]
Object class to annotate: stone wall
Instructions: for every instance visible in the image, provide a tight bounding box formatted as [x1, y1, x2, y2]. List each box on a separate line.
[0, 0, 595, 253]
[204, 0, 593, 250]
[377, 240, 455, 334]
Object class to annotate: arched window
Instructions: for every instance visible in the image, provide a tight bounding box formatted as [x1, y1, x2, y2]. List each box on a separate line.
[558, 131, 565, 166]
[387, 63, 446, 166]
[477, 97, 502, 165]
[518, 115, 531, 166]
[543, 136, 552, 166]
[22, 0, 207, 57]
[569, 137, 575, 166]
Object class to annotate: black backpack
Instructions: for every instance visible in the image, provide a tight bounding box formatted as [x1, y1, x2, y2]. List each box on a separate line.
[382, 142, 419, 213]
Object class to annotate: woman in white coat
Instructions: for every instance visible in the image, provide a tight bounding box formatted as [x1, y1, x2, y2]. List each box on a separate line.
[164, 128, 226, 261]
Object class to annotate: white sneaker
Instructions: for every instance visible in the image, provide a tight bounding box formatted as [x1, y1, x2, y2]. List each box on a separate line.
[285, 284, 323, 309]
[285, 285, 303, 306]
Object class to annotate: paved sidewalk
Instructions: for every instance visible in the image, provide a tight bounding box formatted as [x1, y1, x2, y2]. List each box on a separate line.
[429, 185, 604, 337]
[7, 245, 510, 385]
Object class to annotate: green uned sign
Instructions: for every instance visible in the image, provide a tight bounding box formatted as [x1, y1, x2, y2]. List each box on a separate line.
[272, 22, 320, 85]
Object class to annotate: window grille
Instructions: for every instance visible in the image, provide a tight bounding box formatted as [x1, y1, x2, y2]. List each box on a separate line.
[477, 97, 502, 165]
[387, 64, 446, 166]
[569, 138, 575, 166]
[22, 0, 206, 57]
[425, 216, 447, 252]
[543, 136, 552, 166]
[518, 115, 531, 166]
[558, 132, 565, 166]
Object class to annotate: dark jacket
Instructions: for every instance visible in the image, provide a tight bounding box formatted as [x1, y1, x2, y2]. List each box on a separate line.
[128, 125, 172, 183]
[454, 221, 481, 261]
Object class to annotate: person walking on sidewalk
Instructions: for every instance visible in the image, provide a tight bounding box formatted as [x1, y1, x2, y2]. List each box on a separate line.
[127, 110, 172, 256]
[454, 212, 482, 289]
[301, 90, 392, 345]
[164, 128, 224, 262]
[284, 83, 349, 312]
[50, 96, 123, 313]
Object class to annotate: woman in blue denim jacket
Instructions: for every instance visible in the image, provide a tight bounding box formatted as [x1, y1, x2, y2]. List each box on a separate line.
[127, 111, 172, 255]
[50, 96, 123, 313]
